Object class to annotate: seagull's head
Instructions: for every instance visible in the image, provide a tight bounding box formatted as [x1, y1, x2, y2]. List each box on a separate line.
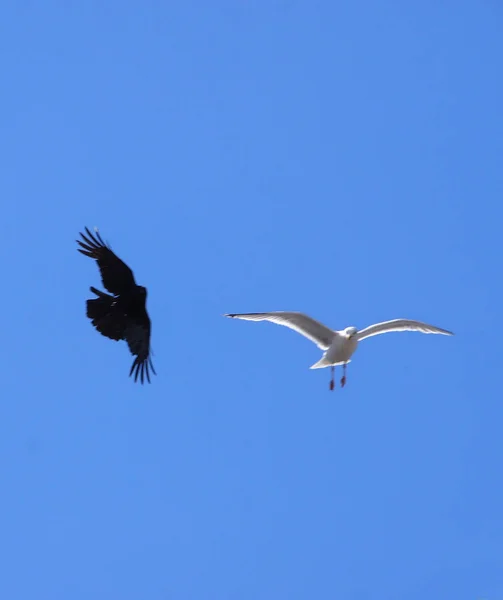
[344, 326, 358, 339]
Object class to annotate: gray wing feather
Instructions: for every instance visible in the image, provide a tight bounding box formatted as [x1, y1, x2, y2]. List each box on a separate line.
[225, 312, 335, 350]
[357, 319, 454, 341]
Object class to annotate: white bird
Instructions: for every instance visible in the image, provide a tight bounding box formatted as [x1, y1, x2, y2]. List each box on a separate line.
[224, 312, 454, 390]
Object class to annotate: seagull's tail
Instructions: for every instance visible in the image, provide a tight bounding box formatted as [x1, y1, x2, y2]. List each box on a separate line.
[309, 356, 352, 369]
[310, 356, 332, 369]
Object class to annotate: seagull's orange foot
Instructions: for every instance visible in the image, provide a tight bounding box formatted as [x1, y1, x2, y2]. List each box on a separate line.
[340, 376, 346, 388]
[329, 380, 335, 391]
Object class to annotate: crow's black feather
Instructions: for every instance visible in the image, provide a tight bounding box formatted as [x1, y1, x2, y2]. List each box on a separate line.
[78, 227, 155, 384]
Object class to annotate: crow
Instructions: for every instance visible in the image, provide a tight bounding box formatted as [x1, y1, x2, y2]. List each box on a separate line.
[77, 227, 156, 384]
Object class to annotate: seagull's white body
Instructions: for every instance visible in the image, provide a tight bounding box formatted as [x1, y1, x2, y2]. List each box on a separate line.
[225, 312, 453, 387]
[311, 327, 359, 369]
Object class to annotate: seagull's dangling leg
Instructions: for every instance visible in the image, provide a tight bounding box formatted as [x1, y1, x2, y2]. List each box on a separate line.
[329, 366, 335, 391]
[341, 363, 347, 388]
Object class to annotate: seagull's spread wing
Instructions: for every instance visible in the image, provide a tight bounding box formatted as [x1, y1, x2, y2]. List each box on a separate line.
[225, 312, 335, 350]
[356, 319, 454, 341]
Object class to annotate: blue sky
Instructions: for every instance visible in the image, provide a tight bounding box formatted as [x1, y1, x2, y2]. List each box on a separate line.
[1, 1, 502, 598]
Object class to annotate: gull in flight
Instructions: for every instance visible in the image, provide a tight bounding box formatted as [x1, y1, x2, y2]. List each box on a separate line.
[224, 312, 453, 390]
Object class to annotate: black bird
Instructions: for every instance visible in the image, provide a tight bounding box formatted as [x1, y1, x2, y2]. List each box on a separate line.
[77, 227, 156, 384]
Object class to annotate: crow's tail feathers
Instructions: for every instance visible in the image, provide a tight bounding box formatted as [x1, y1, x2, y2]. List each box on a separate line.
[86, 287, 125, 341]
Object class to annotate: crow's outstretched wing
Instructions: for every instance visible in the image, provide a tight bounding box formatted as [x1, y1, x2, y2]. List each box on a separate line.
[77, 227, 137, 295]
[124, 314, 156, 384]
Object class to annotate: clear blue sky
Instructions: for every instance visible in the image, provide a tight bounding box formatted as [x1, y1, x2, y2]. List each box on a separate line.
[1, 1, 501, 598]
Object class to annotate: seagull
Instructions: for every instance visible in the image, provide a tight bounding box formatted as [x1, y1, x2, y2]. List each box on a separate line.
[224, 312, 453, 390]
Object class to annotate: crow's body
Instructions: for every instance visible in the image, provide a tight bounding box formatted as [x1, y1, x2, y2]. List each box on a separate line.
[77, 227, 156, 384]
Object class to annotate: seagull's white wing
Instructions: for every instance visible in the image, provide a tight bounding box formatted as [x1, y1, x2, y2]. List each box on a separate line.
[357, 319, 454, 341]
[225, 312, 335, 350]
